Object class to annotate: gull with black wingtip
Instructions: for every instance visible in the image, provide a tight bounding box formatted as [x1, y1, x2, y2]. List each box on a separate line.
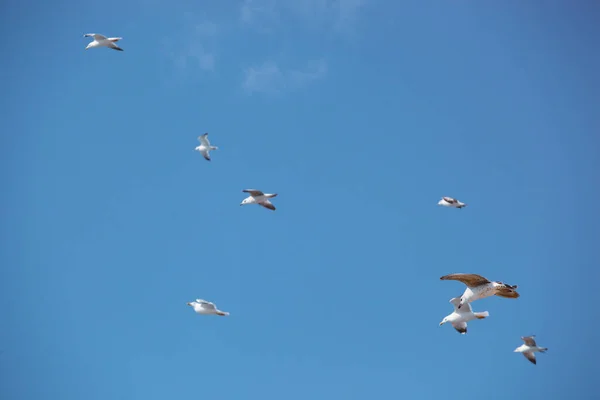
[439, 297, 490, 334]
[440, 273, 519, 309]
[83, 33, 124, 51]
[438, 196, 467, 209]
[195, 133, 218, 161]
[514, 336, 547, 365]
[187, 299, 230, 316]
[240, 189, 278, 211]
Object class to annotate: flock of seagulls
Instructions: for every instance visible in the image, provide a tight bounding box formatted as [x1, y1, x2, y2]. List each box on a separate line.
[83, 33, 547, 367]
[438, 272, 547, 364]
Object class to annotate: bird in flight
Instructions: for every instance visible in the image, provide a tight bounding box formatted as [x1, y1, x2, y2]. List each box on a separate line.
[195, 133, 219, 161]
[83, 33, 124, 51]
[440, 273, 519, 309]
[240, 189, 278, 211]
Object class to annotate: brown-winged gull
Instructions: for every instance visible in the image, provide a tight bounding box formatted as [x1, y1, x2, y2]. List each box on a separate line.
[439, 297, 489, 334]
[440, 273, 519, 309]
[187, 299, 230, 316]
[240, 189, 278, 211]
[514, 336, 547, 365]
[83, 33, 124, 51]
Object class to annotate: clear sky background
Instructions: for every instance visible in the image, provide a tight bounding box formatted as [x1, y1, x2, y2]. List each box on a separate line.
[1, 1, 599, 399]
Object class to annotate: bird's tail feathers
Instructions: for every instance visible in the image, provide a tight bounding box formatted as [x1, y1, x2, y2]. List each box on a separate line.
[474, 311, 489, 319]
[210, 146, 218, 150]
[216, 311, 230, 316]
[539, 347, 548, 353]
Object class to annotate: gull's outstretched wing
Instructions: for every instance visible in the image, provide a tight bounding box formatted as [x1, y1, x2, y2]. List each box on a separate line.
[200, 149, 211, 161]
[523, 352, 536, 365]
[199, 302, 217, 311]
[84, 33, 108, 41]
[521, 336, 537, 346]
[440, 273, 490, 288]
[195, 299, 216, 309]
[443, 197, 457, 204]
[198, 133, 210, 147]
[452, 321, 467, 334]
[243, 189, 265, 197]
[259, 200, 276, 211]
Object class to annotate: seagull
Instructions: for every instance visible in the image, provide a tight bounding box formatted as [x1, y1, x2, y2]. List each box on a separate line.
[240, 189, 278, 211]
[440, 273, 519, 309]
[439, 297, 490, 334]
[187, 299, 230, 316]
[438, 196, 466, 209]
[195, 133, 218, 161]
[514, 336, 547, 365]
[83, 33, 124, 51]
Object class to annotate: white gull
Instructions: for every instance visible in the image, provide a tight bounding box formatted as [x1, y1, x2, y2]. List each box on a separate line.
[240, 189, 278, 211]
[439, 297, 489, 334]
[187, 299, 230, 316]
[514, 335, 547, 365]
[83, 33, 124, 51]
[195, 133, 218, 161]
[438, 196, 466, 209]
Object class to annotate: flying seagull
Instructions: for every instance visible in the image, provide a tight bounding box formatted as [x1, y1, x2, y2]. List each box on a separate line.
[187, 299, 230, 316]
[514, 336, 547, 365]
[195, 133, 218, 161]
[438, 196, 466, 209]
[439, 297, 489, 334]
[240, 189, 278, 211]
[440, 273, 519, 309]
[83, 33, 124, 51]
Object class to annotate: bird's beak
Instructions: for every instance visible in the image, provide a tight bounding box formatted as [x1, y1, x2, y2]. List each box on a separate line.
[240, 203, 243, 206]
[186, 302, 191, 306]
[439, 321, 444, 326]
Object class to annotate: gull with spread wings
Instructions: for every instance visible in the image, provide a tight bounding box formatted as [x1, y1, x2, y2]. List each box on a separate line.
[439, 297, 490, 334]
[514, 336, 547, 365]
[240, 189, 278, 211]
[187, 299, 230, 316]
[83, 33, 124, 51]
[440, 273, 519, 309]
[195, 133, 218, 161]
[438, 196, 467, 209]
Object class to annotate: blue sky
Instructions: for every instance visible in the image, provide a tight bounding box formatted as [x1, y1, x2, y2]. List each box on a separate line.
[1, 0, 599, 399]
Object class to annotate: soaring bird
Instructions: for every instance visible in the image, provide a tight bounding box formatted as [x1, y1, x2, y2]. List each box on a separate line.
[514, 336, 548, 365]
[240, 189, 278, 211]
[83, 33, 124, 51]
[440, 273, 519, 309]
[195, 133, 219, 161]
[187, 299, 230, 316]
[439, 297, 489, 334]
[438, 196, 466, 209]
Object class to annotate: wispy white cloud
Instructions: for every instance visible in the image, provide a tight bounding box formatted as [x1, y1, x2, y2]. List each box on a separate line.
[240, 0, 278, 25]
[242, 60, 327, 94]
[239, 0, 366, 34]
[163, 18, 219, 75]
